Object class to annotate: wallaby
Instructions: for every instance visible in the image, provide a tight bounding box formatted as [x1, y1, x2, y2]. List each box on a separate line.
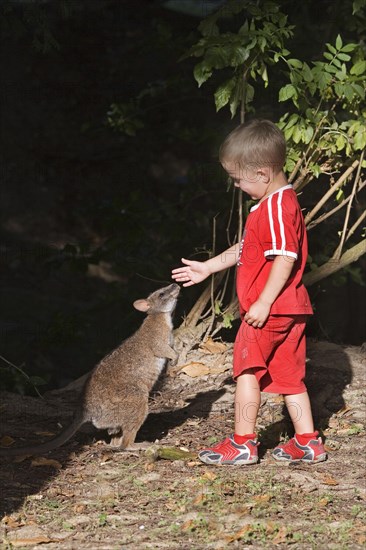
[0, 283, 180, 456]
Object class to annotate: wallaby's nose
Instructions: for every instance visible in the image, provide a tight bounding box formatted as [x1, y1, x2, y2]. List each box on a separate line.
[169, 283, 181, 295]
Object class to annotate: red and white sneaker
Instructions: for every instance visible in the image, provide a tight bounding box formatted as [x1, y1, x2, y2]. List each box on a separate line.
[272, 434, 327, 463]
[198, 435, 259, 465]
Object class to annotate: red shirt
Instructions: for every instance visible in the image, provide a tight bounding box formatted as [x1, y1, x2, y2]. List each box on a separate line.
[236, 185, 313, 316]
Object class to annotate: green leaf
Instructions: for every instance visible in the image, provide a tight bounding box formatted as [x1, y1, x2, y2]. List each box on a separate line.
[326, 43, 337, 54]
[304, 126, 314, 143]
[279, 84, 296, 102]
[336, 34, 343, 50]
[353, 0, 366, 15]
[336, 188, 344, 202]
[350, 60, 366, 75]
[223, 312, 235, 329]
[302, 62, 313, 82]
[323, 52, 334, 61]
[344, 84, 354, 101]
[337, 53, 351, 62]
[311, 164, 322, 178]
[214, 300, 222, 315]
[341, 43, 357, 52]
[336, 135, 346, 151]
[198, 18, 219, 37]
[193, 61, 213, 87]
[260, 65, 268, 87]
[293, 125, 302, 143]
[286, 114, 300, 129]
[352, 83, 365, 99]
[287, 58, 302, 69]
[334, 82, 345, 97]
[214, 78, 236, 112]
[354, 130, 366, 149]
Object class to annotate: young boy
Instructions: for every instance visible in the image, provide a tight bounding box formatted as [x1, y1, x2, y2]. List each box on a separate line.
[172, 119, 327, 465]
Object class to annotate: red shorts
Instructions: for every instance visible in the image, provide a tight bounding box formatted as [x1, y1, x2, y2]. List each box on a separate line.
[233, 315, 308, 394]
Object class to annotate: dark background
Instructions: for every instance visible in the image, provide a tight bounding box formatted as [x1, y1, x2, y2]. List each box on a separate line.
[0, 0, 365, 394]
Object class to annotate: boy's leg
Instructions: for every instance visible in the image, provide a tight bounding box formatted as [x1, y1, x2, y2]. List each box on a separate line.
[272, 390, 327, 463]
[283, 391, 314, 433]
[235, 370, 261, 435]
[198, 371, 260, 465]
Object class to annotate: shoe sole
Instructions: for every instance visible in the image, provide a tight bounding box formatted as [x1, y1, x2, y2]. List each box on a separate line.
[199, 456, 258, 465]
[272, 453, 327, 464]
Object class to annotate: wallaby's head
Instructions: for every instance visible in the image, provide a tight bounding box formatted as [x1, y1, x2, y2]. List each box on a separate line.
[133, 283, 180, 315]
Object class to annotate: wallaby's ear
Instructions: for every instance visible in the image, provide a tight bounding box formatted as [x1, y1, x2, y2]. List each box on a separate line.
[133, 299, 150, 312]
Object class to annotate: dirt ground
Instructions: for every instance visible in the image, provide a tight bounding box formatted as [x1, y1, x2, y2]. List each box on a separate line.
[1, 338, 365, 549]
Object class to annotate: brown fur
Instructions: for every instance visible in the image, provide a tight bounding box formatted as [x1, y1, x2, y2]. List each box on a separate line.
[0, 284, 180, 456]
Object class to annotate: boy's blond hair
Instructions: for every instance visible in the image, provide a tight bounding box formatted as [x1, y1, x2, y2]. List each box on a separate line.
[219, 119, 286, 173]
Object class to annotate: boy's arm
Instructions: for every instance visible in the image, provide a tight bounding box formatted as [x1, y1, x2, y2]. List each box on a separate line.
[244, 255, 296, 328]
[172, 243, 240, 287]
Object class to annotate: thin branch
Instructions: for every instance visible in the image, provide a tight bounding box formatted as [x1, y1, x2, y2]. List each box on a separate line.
[226, 182, 236, 247]
[307, 179, 366, 230]
[304, 160, 360, 225]
[345, 210, 366, 243]
[303, 239, 366, 286]
[332, 150, 365, 260]
[0, 354, 44, 399]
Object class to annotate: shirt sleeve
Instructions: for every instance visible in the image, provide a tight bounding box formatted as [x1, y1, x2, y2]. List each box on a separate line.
[258, 190, 299, 260]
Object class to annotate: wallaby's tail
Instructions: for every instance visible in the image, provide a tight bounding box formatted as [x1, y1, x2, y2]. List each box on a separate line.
[0, 411, 84, 457]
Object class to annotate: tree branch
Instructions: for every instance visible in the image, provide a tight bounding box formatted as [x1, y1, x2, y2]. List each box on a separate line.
[332, 150, 364, 261]
[303, 239, 366, 286]
[307, 179, 366, 230]
[304, 160, 360, 225]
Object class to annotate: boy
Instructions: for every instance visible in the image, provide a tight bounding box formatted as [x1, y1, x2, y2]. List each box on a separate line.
[171, 119, 327, 465]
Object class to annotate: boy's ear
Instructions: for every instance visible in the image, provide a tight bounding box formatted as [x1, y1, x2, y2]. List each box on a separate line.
[133, 299, 150, 312]
[257, 166, 271, 183]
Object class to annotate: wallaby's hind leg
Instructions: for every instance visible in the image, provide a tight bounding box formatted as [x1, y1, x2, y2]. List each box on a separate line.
[108, 427, 121, 436]
[110, 398, 149, 450]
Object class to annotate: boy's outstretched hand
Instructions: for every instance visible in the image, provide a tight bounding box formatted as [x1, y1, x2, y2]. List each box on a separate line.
[172, 258, 211, 287]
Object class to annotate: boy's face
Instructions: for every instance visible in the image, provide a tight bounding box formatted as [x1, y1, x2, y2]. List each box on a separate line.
[223, 161, 270, 200]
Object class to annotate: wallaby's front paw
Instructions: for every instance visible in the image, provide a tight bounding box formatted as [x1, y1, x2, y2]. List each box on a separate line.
[169, 352, 179, 367]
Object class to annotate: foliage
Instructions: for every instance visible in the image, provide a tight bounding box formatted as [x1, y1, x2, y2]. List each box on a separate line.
[277, 35, 365, 183]
[184, 0, 293, 118]
[179, 0, 366, 335]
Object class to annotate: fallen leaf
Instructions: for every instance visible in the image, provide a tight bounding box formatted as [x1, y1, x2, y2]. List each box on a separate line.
[317, 496, 331, 507]
[320, 474, 339, 486]
[180, 362, 210, 378]
[193, 493, 206, 505]
[73, 504, 86, 514]
[201, 471, 217, 481]
[31, 457, 62, 469]
[254, 494, 272, 503]
[0, 435, 15, 447]
[99, 453, 113, 464]
[1, 515, 22, 528]
[272, 525, 288, 545]
[337, 405, 351, 416]
[225, 524, 252, 542]
[9, 537, 57, 546]
[14, 454, 32, 463]
[201, 337, 227, 354]
[35, 431, 56, 437]
[209, 365, 230, 374]
[181, 519, 195, 531]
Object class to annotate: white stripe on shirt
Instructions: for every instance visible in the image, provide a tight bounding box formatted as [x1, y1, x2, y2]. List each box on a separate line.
[277, 190, 286, 251]
[268, 195, 276, 251]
